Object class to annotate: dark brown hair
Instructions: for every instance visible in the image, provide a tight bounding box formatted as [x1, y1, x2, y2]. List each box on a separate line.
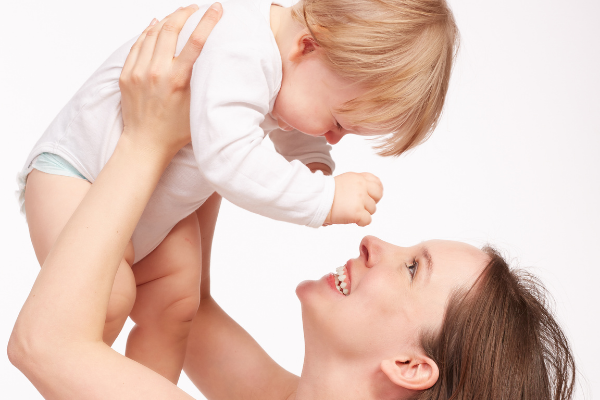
[417, 247, 576, 400]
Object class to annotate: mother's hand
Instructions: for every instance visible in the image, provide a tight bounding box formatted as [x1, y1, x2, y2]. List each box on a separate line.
[120, 3, 222, 160]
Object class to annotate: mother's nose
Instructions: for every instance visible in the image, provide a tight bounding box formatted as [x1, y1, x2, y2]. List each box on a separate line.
[359, 235, 388, 268]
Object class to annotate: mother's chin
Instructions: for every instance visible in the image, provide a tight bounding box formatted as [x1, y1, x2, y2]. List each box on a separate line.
[296, 276, 343, 329]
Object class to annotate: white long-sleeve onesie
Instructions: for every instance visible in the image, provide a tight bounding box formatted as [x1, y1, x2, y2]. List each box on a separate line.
[19, 0, 335, 263]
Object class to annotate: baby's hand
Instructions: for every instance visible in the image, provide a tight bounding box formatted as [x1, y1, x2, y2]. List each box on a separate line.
[324, 172, 383, 227]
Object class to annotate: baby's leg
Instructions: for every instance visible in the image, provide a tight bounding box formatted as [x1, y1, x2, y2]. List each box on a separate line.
[25, 170, 136, 344]
[127, 211, 202, 384]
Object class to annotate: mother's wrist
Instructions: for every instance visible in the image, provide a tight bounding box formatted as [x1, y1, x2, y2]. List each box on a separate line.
[117, 130, 179, 171]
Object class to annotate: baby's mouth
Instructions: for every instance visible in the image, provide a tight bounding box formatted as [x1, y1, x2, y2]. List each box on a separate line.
[333, 265, 350, 296]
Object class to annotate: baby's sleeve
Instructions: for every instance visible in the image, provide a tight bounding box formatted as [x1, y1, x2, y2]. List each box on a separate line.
[269, 129, 336, 173]
[189, 43, 334, 228]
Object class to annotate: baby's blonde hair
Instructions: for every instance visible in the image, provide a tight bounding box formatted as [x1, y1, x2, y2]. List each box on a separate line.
[292, 0, 459, 156]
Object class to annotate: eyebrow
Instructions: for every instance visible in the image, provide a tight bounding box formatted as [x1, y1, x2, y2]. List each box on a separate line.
[419, 246, 433, 284]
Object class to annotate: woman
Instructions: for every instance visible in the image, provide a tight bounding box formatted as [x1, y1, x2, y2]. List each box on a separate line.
[8, 5, 575, 399]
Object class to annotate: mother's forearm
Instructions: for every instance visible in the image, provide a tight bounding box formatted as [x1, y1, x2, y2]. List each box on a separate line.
[19, 138, 167, 339]
[8, 138, 172, 394]
[185, 194, 299, 400]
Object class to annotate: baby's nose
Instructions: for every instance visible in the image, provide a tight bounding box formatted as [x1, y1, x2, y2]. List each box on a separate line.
[324, 131, 345, 144]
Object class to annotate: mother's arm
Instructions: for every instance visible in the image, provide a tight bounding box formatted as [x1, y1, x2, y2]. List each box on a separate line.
[184, 193, 300, 400]
[7, 5, 222, 399]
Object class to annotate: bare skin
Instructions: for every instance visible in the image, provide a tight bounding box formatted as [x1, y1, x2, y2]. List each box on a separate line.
[25, 170, 136, 345]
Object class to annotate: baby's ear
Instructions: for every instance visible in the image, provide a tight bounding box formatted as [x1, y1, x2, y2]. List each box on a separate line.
[300, 36, 318, 55]
[380, 354, 439, 391]
[289, 29, 320, 61]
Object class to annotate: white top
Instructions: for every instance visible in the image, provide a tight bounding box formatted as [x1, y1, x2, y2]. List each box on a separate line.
[20, 0, 335, 263]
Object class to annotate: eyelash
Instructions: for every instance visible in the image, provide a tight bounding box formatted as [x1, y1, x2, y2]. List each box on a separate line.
[406, 259, 418, 279]
[335, 121, 342, 130]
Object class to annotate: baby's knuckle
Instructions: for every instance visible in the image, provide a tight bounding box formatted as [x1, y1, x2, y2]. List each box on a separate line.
[354, 211, 365, 223]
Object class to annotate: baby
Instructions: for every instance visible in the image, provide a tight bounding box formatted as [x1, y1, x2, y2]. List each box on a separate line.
[19, 0, 458, 383]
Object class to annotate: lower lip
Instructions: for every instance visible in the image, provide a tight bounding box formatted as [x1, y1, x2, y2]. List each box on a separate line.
[326, 273, 345, 296]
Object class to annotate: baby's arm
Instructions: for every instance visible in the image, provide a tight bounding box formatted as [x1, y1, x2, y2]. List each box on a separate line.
[190, 58, 335, 227]
[269, 129, 382, 226]
[175, 5, 381, 228]
[183, 10, 335, 228]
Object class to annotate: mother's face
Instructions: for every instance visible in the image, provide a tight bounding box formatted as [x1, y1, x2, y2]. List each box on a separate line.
[296, 236, 489, 363]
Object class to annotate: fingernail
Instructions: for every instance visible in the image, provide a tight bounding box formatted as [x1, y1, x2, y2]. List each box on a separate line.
[209, 2, 222, 10]
[177, 6, 183, 10]
[150, 18, 158, 26]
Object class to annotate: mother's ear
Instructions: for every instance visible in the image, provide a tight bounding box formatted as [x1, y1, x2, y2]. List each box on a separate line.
[380, 354, 439, 391]
[288, 28, 320, 62]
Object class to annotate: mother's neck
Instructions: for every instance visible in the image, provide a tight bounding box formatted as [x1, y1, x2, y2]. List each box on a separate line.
[292, 349, 413, 400]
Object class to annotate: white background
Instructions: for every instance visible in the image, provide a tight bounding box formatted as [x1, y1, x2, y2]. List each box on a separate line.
[1, 0, 598, 398]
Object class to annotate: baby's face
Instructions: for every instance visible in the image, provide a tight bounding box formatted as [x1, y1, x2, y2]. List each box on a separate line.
[271, 55, 376, 144]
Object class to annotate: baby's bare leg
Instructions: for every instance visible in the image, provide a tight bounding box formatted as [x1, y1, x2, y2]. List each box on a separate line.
[25, 170, 136, 344]
[127, 211, 202, 383]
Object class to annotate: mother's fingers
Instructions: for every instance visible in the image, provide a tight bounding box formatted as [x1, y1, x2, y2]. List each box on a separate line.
[122, 19, 158, 78]
[135, 5, 196, 69]
[153, 4, 201, 63]
[176, 3, 223, 70]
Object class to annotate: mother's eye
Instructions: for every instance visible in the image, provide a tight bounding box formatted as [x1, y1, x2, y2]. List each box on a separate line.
[406, 259, 418, 279]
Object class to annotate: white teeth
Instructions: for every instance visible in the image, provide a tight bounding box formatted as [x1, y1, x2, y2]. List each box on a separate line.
[333, 266, 349, 296]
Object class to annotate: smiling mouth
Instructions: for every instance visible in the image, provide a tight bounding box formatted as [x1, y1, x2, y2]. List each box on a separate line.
[334, 265, 350, 296]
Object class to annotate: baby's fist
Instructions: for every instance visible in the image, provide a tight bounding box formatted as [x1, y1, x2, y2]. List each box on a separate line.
[324, 172, 383, 227]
